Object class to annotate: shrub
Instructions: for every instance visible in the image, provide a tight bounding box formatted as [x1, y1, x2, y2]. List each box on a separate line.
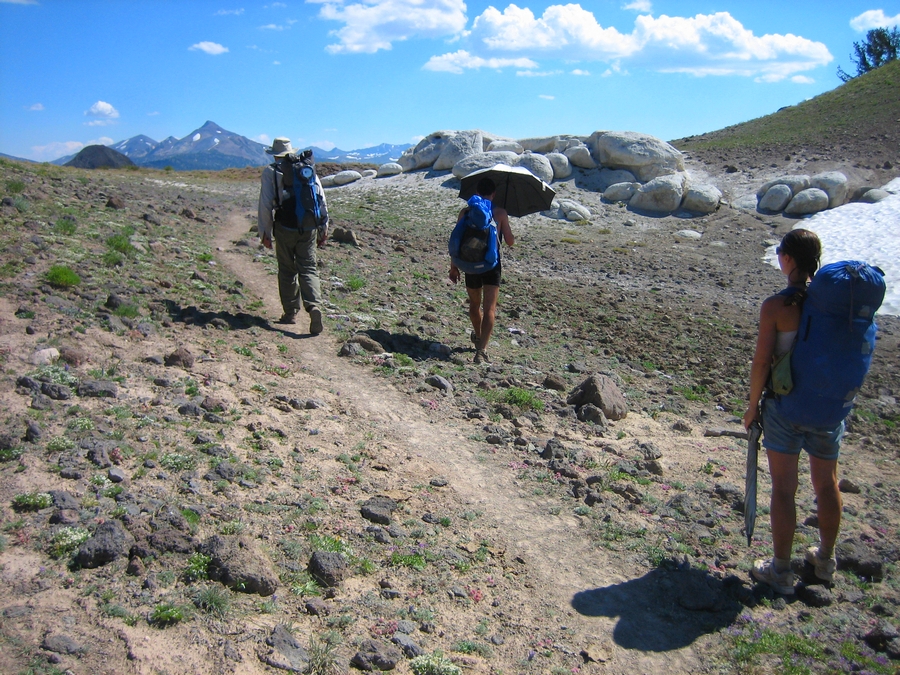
[160, 452, 198, 471]
[0, 446, 23, 462]
[410, 652, 462, 675]
[106, 233, 137, 257]
[194, 585, 231, 618]
[5, 178, 25, 194]
[50, 527, 90, 558]
[184, 552, 212, 582]
[501, 386, 544, 411]
[46, 265, 81, 288]
[345, 275, 366, 291]
[149, 602, 187, 627]
[53, 218, 77, 235]
[12, 492, 52, 511]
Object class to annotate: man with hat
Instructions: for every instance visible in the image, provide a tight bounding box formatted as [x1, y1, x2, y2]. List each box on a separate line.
[258, 137, 328, 333]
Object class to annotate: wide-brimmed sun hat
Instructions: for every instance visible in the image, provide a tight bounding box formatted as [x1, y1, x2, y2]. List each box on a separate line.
[266, 137, 294, 157]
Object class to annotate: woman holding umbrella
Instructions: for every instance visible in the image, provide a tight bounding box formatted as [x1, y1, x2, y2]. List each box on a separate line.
[449, 177, 514, 364]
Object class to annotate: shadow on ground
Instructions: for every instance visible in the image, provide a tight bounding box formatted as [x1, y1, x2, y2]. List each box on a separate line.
[571, 565, 744, 652]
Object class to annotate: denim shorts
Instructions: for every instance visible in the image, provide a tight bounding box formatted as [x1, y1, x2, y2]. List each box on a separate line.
[761, 396, 843, 461]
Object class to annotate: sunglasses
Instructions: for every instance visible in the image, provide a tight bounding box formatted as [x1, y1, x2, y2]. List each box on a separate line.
[776, 246, 782, 255]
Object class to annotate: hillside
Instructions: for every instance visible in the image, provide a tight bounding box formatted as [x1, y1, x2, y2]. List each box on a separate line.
[673, 59, 900, 183]
[0, 138, 899, 674]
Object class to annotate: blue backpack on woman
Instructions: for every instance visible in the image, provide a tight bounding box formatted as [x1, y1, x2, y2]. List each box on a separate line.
[448, 195, 499, 275]
[778, 260, 886, 427]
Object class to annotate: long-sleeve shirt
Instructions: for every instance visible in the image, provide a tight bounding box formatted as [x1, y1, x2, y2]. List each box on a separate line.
[257, 162, 328, 240]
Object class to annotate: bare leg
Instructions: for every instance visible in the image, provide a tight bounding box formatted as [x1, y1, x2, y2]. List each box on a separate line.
[477, 285, 500, 352]
[766, 450, 800, 562]
[466, 287, 483, 341]
[809, 456, 841, 555]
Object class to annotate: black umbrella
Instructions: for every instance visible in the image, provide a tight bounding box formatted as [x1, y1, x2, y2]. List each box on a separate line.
[458, 164, 555, 217]
[745, 420, 762, 546]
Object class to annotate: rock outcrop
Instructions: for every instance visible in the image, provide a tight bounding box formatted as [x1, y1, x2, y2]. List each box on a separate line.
[366, 128, 719, 217]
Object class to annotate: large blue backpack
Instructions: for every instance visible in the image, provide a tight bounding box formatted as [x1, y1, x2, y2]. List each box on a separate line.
[274, 150, 322, 230]
[448, 195, 499, 275]
[778, 261, 886, 428]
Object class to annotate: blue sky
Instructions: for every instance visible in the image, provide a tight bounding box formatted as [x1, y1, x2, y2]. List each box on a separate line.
[1, 0, 898, 162]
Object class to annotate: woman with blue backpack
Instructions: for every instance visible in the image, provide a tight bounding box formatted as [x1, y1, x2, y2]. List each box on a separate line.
[744, 229, 837, 594]
[744, 228, 885, 594]
[448, 177, 514, 364]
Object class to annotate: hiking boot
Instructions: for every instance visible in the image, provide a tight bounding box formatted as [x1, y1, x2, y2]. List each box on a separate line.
[473, 349, 490, 364]
[751, 558, 795, 595]
[278, 310, 297, 325]
[309, 307, 323, 335]
[470, 331, 479, 345]
[805, 546, 836, 583]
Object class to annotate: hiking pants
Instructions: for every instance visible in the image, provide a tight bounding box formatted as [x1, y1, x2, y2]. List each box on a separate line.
[273, 223, 322, 314]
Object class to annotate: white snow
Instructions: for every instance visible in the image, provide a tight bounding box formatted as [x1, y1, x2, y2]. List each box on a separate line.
[212, 138, 219, 146]
[766, 178, 900, 316]
[192, 133, 201, 142]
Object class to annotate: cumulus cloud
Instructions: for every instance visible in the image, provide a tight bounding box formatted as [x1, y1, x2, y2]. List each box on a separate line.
[623, 0, 652, 12]
[316, 0, 467, 54]
[83, 101, 119, 126]
[850, 9, 900, 31]
[215, 8, 244, 15]
[423, 49, 538, 73]
[27, 103, 44, 111]
[427, 6, 831, 80]
[189, 41, 229, 55]
[539, 94, 555, 99]
[791, 75, 815, 84]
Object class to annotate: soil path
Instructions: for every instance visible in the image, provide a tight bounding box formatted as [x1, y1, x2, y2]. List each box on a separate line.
[215, 211, 710, 673]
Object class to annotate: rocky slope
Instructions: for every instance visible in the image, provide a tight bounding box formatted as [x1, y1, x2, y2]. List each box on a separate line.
[0, 149, 898, 675]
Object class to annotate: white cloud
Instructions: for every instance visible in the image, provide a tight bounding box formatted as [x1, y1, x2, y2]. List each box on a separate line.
[312, 140, 336, 151]
[32, 141, 84, 161]
[850, 9, 900, 31]
[189, 41, 229, 55]
[273, 60, 281, 65]
[84, 101, 119, 126]
[0, 0, 39, 5]
[147, 111, 160, 116]
[259, 23, 286, 30]
[423, 49, 538, 74]
[431, 7, 831, 80]
[27, 103, 44, 111]
[215, 8, 244, 15]
[570, 68, 590, 75]
[516, 69, 563, 76]
[318, 0, 467, 54]
[623, 0, 652, 12]
[254, 134, 271, 144]
[539, 94, 555, 99]
[791, 75, 815, 84]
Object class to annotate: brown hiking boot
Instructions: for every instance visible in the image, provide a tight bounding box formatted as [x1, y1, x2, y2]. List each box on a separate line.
[278, 310, 297, 325]
[309, 307, 323, 335]
[473, 349, 490, 364]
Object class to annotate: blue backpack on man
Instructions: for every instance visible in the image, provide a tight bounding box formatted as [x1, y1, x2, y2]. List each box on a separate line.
[448, 195, 499, 275]
[778, 260, 886, 428]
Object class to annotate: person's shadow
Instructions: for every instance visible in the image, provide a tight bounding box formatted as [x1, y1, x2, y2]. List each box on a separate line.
[571, 564, 744, 652]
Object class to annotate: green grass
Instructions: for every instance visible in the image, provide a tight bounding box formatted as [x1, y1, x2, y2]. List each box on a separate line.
[149, 602, 188, 627]
[389, 551, 427, 570]
[345, 275, 366, 291]
[11, 492, 52, 511]
[674, 58, 900, 150]
[45, 265, 81, 288]
[725, 623, 824, 675]
[194, 585, 232, 618]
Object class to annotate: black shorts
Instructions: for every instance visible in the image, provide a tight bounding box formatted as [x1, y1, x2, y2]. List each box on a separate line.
[464, 261, 501, 289]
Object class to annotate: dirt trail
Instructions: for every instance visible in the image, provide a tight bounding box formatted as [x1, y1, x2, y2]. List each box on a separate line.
[216, 211, 712, 673]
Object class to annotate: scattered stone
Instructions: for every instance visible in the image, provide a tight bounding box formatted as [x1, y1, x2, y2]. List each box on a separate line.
[308, 551, 349, 587]
[567, 375, 628, 420]
[164, 347, 194, 369]
[74, 519, 135, 568]
[77, 380, 118, 398]
[391, 632, 425, 658]
[259, 624, 310, 673]
[361, 496, 397, 525]
[797, 584, 833, 607]
[426, 375, 453, 392]
[200, 535, 280, 596]
[838, 478, 862, 494]
[41, 633, 85, 655]
[350, 639, 402, 671]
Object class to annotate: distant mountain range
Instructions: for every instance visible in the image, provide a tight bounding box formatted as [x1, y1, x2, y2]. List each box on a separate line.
[48, 121, 411, 171]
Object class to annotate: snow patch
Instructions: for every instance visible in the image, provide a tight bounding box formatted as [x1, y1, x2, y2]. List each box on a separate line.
[192, 133, 201, 142]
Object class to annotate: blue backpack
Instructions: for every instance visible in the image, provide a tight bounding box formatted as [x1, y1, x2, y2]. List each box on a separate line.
[274, 150, 323, 230]
[448, 195, 499, 275]
[778, 261, 886, 428]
